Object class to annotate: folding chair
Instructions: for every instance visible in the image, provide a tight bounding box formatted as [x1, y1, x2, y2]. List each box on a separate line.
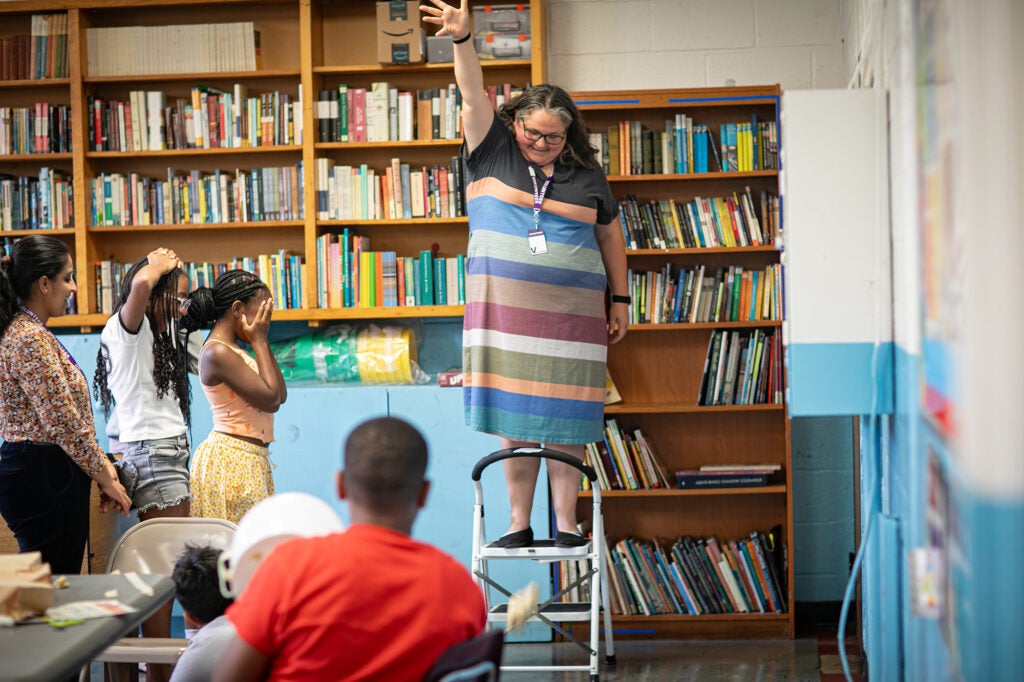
[81, 517, 237, 682]
[471, 448, 615, 681]
[422, 629, 504, 682]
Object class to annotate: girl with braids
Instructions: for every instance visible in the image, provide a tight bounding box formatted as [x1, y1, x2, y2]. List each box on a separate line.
[180, 269, 286, 524]
[94, 247, 193, 523]
[0, 235, 131, 575]
[94, 247, 191, 682]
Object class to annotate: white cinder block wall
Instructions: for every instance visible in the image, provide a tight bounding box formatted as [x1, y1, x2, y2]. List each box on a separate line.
[544, 0, 857, 603]
[546, 0, 847, 91]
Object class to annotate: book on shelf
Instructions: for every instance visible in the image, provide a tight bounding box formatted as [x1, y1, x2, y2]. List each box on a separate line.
[675, 470, 772, 489]
[699, 463, 781, 473]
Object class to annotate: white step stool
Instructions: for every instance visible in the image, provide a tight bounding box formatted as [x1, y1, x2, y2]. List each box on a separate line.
[471, 447, 616, 681]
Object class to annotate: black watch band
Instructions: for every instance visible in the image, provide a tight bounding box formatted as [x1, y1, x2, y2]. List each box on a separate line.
[610, 294, 631, 305]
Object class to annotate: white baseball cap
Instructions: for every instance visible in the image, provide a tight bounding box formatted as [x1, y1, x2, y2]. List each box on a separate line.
[218, 492, 345, 598]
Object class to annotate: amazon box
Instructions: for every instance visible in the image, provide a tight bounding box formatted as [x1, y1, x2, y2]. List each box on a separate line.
[377, 1, 424, 64]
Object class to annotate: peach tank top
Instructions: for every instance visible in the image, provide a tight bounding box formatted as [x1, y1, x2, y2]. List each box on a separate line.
[202, 340, 274, 444]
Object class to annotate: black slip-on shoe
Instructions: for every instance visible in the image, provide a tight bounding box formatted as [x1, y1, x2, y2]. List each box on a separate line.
[492, 527, 534, 548]
[554, 531, 590, 548]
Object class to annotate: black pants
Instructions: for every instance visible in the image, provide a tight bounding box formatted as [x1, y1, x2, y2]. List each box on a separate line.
[0, 441, 91, 574]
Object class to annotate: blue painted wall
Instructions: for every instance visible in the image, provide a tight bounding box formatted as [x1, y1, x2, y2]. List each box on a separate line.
[58, 319, 553, 642]
[56, 317, 856, 614]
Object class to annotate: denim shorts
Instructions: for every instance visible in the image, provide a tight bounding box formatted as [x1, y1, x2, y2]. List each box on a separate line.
[119, 434, 191, 513]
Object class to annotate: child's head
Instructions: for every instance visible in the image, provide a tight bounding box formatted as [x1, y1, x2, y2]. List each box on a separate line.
[93, 253, 192, 424]
[116, 254, 190, 333]
[180, 270, 270, 340]
[173, 543, 233, 627]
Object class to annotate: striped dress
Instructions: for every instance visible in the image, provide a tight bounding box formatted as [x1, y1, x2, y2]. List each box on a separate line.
[462, 113, 619, 444]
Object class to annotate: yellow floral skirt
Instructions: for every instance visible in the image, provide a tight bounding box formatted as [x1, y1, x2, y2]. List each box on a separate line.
[189, 431, 274, 524]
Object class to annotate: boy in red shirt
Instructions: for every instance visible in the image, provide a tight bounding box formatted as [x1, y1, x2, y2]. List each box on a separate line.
[214, 416, 486, 681]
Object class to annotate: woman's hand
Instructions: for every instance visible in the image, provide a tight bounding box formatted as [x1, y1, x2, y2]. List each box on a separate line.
[95, 466, 131, 516]
[240, 298, 274, 344]
[607, 302, 629, 344]
[146, 247, 182, 275]
[420, 0, 470, 39]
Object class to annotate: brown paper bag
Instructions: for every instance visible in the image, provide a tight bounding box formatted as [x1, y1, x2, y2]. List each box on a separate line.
[0, 552, 54, 622]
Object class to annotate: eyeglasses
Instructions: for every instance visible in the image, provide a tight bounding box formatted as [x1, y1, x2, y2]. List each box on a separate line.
[518, 121, 566, 145]
[175, 296, 191, 313]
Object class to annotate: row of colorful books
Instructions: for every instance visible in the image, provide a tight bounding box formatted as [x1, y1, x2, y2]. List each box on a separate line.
[0, 14, 69, 81]
[87, 87, 302, 153]
[316, 84, 458, 143]
[719, 120, 779, 173]
[698, 329, 783, 406]
[582, 420, 672, 491]
[94, 253, 305, 315]
[619, 188, 776, 251]
[591, 116, 779, 177]
[315, 157, 465, 221]
[315, 232, 465, 309]
[89, 164, 305, 227]
[627, 262, 782, 325]
[85, 22, 260, 77]
[0, 104, 72, 155]
[585, 531, 787, 616]
[314, 82, 524, 144]
[1, 168, 73, 232]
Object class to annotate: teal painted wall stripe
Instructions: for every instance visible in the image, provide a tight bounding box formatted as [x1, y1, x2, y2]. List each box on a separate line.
[786, 342, 894, 416]
[960, 494, 1024, 680]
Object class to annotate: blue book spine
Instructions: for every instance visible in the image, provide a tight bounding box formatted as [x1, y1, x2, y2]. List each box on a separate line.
[433, 257, 447, 305]
[456, 254, 466, 304]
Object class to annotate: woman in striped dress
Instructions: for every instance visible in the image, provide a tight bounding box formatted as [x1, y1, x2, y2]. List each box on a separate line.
[424, 1, 629, 548]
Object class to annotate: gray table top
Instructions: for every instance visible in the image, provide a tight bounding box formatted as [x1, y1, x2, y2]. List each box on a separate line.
[0, 573, 174, 682]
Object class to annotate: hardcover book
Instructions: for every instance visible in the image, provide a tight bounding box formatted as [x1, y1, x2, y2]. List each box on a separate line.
[675, 470, 770, 489]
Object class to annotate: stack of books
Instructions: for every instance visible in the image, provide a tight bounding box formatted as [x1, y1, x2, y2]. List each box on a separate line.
[675, 463, 781, 490]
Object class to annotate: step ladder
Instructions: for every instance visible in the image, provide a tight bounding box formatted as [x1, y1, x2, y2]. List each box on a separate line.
[471, 447, 616, 681]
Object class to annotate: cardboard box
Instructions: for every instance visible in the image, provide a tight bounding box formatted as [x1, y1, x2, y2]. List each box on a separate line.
[0, 552, 54, 622]
[377, 0, 424, 64]
[474, 32, 532, 60]
[473, 4, 531, 34]
[426, 35, 454, 63]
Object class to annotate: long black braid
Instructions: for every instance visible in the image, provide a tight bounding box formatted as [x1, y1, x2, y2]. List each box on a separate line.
[179, 269, 269, 335]
[93, 256, 192, 428]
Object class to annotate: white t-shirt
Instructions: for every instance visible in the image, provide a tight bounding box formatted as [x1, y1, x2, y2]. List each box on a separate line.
[169, 615, 235, 682]
[100, 312, 186, 442]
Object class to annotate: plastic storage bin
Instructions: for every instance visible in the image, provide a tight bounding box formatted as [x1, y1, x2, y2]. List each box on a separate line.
[472, 4, 530, 34]
[475, 31, 531, 60]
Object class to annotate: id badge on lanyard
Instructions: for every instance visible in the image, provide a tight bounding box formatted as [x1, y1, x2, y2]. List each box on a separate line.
[528, 166, 550, 255]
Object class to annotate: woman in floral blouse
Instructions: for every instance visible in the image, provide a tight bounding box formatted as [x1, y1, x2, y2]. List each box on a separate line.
[0, 235, 130, 574]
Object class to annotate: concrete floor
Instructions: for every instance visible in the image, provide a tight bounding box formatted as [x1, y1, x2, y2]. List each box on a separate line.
[100, 634, 841, 681]
[501, 638, 823, 681]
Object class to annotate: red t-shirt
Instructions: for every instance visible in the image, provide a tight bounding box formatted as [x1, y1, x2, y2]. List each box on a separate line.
[227, 524, 486, 681]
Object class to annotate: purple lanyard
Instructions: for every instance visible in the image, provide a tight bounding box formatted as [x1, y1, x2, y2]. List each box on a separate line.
[19, 305, 82, 375]
[527, 166, 552, 234]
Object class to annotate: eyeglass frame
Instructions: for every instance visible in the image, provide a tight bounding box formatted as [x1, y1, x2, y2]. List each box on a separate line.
[517, 119, 567, 145]
[175, 296, 191, 312]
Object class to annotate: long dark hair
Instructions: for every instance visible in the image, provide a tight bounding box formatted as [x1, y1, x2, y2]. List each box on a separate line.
[179, 269, 269, 333]
[0, 235, 71, 337]
[497, 84, 599, 169]
[93, 255, 192, 427]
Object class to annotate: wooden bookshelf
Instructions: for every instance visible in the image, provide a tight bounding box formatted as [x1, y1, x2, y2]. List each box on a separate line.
[0, 0, 547, 325]
[568, 86, 794, 640]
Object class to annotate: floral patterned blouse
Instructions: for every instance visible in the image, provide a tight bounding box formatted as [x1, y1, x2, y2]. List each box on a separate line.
[0, 312, 106, 477]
